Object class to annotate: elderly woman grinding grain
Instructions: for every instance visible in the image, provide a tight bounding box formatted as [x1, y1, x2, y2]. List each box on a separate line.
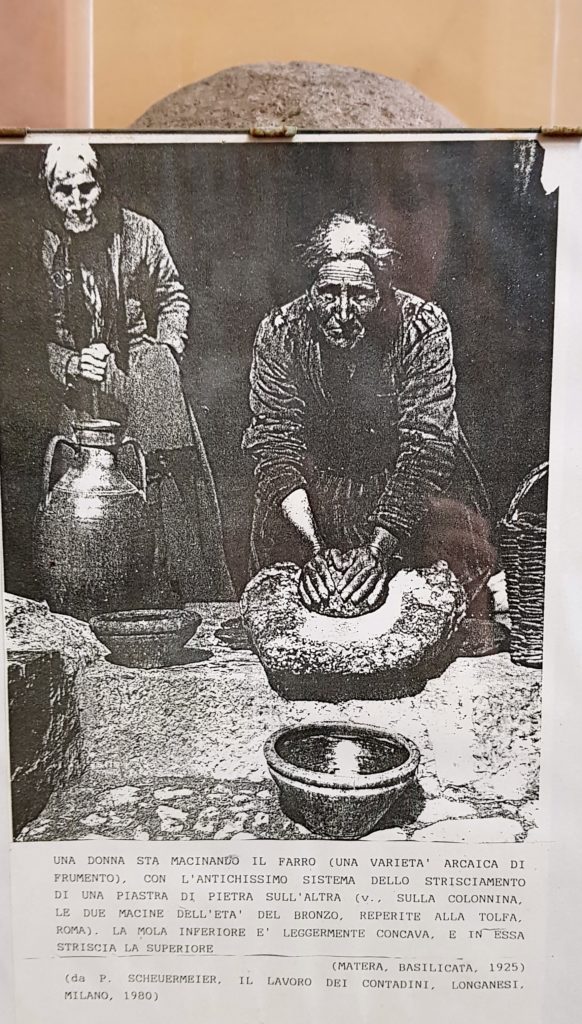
[243, 212, 494, 614]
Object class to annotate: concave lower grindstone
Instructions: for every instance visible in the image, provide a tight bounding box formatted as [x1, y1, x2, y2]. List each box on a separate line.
[240, 561, 466, 701]
[131, 62, 461, 131]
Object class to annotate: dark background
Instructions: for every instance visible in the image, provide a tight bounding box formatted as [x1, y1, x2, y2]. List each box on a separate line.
[0, 139, 557, 595]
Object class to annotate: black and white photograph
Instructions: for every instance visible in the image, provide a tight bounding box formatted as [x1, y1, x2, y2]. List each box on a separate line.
[0, 134, 556, 843]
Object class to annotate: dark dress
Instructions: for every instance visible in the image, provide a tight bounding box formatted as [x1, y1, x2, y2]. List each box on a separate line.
[243, 288, 494, 602]
[40, 202, 234, 604]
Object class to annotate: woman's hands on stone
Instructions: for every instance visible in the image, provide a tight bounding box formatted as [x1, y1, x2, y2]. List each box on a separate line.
[338, 544, 391, 611]
[298, 547, 342, 610]
[298, 543, 396, 613]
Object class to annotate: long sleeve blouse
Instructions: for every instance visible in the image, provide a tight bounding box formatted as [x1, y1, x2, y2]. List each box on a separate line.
[42, 207, 190, 387]
[243, 288, 460, 544]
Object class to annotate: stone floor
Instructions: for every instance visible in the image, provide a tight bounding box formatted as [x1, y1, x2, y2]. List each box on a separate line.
[19, 775, 537, 843]
[15, 602, 542, 843]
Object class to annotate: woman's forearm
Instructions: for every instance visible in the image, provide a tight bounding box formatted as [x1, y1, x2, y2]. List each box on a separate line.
[281, 488, 323, 555]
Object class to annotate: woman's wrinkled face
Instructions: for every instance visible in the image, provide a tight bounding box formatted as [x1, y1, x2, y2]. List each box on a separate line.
[310, 258, 380, 350]
[48, 167, 102, 233]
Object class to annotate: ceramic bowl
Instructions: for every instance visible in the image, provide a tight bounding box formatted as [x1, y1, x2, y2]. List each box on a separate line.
[264, 722, 420, 839]
[90, 607, 201, 668]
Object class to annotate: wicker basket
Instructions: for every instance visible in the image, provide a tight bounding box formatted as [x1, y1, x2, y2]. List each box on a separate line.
[499, 462, 548, 668]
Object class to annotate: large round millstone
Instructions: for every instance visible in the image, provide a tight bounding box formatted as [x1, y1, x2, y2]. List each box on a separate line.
[240, 561, 466, 701]
[131, 61, 461, 131]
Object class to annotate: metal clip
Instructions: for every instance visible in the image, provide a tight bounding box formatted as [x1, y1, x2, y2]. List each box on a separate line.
[539, 126, 582, 137]
[0, 126, 28, 138]
[249, 125, 297, 139]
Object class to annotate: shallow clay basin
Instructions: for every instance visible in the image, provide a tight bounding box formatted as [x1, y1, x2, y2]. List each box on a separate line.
[264, 722, 420, 839]
[90, 607, 201, 669]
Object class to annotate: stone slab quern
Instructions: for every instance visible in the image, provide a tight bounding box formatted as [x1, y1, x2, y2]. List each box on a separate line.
[240, 561, 466, 700]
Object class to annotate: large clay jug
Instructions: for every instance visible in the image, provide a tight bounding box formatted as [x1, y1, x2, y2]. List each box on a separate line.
[33, 420, 155, 620]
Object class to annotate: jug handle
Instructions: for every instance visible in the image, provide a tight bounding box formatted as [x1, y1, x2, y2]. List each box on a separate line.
[41, 435, 78, 506]
[120, 437, 148, 500]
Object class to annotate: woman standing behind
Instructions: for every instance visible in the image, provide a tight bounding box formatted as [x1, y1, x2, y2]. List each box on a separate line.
[40, 141, 233, 604]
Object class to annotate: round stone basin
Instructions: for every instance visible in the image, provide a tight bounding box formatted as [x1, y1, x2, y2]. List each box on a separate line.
[264, 722, 420, 839]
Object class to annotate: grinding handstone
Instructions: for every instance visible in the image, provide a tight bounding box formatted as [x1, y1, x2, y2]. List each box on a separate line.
[131, 61, 461, 131]
[240, 561, 466, 701]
